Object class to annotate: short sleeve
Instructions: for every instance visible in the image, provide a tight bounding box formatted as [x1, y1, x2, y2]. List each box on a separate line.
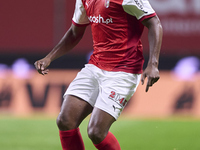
[122, 0, 155, 20]
[72, 0, 90, 26]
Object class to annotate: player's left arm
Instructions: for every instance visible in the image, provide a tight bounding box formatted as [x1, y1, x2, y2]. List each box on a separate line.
[141, 15, 163, 92]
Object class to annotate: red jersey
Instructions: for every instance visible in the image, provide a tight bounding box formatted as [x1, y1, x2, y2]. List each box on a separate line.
[72, 0, 156, 74]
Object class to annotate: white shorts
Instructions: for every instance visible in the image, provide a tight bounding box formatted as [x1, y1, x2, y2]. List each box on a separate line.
[64, 64, 141, 120]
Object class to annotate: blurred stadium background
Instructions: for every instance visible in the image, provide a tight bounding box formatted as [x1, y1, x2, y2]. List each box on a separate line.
[0, 0, 200, 149]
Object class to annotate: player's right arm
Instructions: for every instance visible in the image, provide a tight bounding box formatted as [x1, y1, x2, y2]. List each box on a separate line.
[35, 0, 89, 75]
[34, 24, 87, 75]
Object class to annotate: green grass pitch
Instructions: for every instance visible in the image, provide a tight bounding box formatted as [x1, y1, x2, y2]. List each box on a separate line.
[0, 117, 200, 150]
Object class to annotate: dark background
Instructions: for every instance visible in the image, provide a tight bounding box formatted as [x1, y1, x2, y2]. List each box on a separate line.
[0, 0, 199, 70]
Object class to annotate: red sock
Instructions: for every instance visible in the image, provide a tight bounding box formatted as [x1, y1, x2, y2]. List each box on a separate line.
[94, 132, 121, 150]
[59, 128, 85, 150]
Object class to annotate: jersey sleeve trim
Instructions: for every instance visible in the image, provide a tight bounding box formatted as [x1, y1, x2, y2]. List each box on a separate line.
[72, 20, 90, 27]
[72, 0, 90, 25]
[139, 12, 156, 22]
[122, 0, 155, 20]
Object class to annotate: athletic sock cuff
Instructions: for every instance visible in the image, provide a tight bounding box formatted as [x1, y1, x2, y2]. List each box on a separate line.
[94, 131, 111, 149]
[59, 128, 80, 137]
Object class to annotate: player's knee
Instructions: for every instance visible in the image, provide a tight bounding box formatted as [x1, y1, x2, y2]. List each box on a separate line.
[56, 113, 76, 130]
[87, 126, 106, 144]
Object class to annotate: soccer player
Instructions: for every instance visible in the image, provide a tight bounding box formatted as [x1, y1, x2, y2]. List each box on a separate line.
[34, 0, 163, 149]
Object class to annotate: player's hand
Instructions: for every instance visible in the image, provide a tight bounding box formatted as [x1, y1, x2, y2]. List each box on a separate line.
[34, 57, 51, 75]
[141, 65, 160, 92]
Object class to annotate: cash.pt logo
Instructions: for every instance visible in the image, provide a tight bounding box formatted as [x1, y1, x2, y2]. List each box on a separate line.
[88, 14, 113, 24]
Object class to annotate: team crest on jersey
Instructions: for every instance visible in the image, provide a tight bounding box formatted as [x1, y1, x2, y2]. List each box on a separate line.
[105, 0, 110, 8]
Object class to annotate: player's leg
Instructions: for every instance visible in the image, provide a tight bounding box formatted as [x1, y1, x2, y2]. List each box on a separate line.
[56, 65, 100, 150]
[88, 107, 121, 150]
[86, 68, 141, 150]
[57, 95, 93, 150]
[57, 95, 93, 130]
